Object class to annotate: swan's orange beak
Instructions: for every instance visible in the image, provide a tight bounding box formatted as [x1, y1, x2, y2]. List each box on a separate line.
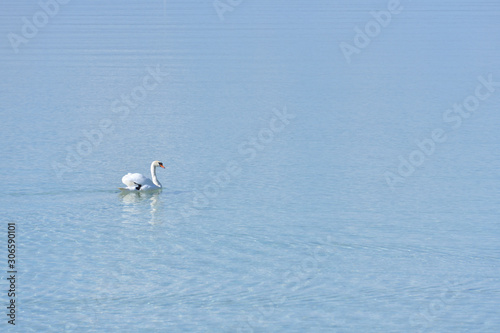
[160, 164, 165, 168]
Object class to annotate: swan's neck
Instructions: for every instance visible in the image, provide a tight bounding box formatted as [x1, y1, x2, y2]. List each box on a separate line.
[151, 164, 162, 188]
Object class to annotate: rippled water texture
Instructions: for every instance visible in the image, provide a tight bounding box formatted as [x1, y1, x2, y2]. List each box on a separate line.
[1, 0, 500, 332]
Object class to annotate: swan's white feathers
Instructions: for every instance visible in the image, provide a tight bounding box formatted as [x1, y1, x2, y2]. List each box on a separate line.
[122, 173, 152, 187]
[120, 161, 164, 191]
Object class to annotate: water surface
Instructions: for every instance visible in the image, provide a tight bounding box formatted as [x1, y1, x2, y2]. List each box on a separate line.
[1, 0, 500, 332]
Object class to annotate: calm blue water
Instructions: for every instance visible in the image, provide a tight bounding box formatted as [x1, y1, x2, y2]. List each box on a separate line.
[1, 0, 500, 332]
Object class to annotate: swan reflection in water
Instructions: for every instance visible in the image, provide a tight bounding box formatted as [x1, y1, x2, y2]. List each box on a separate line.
[119, 189, 162, 225]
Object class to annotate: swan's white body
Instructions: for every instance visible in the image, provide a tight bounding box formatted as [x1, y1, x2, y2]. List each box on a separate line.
[120, 160, 165, 191]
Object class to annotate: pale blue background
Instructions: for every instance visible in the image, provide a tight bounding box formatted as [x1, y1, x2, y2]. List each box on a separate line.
[1, 0, 500, 332]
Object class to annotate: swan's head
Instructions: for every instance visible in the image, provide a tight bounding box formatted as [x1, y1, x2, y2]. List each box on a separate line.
[153, 160, 165, 169]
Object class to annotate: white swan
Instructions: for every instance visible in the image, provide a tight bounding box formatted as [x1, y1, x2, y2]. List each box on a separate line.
[120, 160, 165, 191]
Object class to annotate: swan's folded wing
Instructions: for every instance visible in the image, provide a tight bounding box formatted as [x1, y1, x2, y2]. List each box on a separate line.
[121, 173, 150, 187]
